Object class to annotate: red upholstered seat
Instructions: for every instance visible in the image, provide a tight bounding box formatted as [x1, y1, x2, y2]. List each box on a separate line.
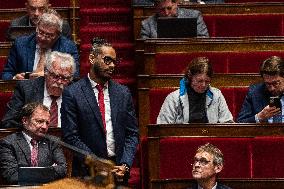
[0, 57, 7, 78]
[0, 0, 69, 8]
[226, 0, 283, 3]
[159, 137, 252, 179]
[0, 92, 13, 120]
[155, 51, 284, 74]
[204, 14, 284, 37]
[252, 137, 284, 178]
[149, 88, 176, 124]
[80, 0, 131, 8]
[0, 21, 10, 42]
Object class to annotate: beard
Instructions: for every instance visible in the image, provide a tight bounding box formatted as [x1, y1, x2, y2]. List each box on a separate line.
[92, 63, 114, 82]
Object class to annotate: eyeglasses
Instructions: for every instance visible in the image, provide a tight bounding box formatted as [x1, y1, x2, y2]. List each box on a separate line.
[193, 157, 211, 166]
[28, 5, 46, 13]
[191, 79, 211, 86]
[102, 56, 120, 65]
[48, 71, 72, 82]
[265, 80, 281, 88]
[36, 28, 57, 40]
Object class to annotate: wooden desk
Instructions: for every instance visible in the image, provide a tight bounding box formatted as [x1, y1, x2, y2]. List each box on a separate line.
[145, 124, 284, 189]
[133, 2, 284, 39]
[151, 178, 284, 189]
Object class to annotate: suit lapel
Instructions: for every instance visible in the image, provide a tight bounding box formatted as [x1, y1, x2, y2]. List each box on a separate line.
[38, 139, 49, 166]
[27, 34, 37, 71]
[108, 80, 119, 129]
[16, 133, 31, 165]
[81, 78, 105, 132]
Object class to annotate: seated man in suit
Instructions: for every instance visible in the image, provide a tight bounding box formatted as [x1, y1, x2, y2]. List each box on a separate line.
[6, 0, 71, 40]
[0, 102, 67, 184]
[1, 51, 75, 128]
[190, 143, 231, 189]
[140, 0, 209, 39]
[237, 56, 284, 123]
[2, 9, 79, 80]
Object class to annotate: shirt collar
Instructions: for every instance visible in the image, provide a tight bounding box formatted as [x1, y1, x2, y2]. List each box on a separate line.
[88, 73, 108, 89]
[198, 182, 217, 189]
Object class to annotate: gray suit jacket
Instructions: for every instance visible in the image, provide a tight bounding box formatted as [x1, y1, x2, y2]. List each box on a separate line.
[1, 77, 45, 128]
[7, 15, 71, 41]
[140, 8, 209, 39]
[0, 132, 66, 184]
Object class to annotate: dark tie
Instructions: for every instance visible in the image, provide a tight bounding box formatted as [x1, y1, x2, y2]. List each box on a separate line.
[50, 95, 59, 127]
[96, 84, 106, 133]
[30, 139, 38, 167]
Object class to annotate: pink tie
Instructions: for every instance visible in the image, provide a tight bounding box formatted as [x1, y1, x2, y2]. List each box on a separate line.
[49, 96, 58, 127]
[96, 84, 106, 133]
[31, 139, 38, 167]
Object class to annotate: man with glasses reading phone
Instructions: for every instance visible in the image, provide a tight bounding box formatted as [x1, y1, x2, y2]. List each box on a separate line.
[189, 143, 231, 189]
[1, 51, 75, 128]
[238, 56, 284, 123]
[2, 9, 79, 80]
[60, 37, 139, 186]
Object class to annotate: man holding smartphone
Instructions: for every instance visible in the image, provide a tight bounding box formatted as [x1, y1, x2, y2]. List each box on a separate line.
[237, 56, 284, 123]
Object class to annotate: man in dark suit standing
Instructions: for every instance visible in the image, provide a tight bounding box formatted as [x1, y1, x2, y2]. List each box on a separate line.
[190, 143, 231, 189]
[140, 0, 209, 39]
[0, 102, 67, 184]
[6, 0, 71, 40]
[1, 51, 75, 128]
[61, 38, 139, 185]
[237, 56, 284, 123]
[2, 9, 79, 80]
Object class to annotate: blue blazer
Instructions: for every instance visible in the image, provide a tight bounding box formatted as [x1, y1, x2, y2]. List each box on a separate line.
[2, 33, 80, 80]
[237, 83, 270, 123]
[188, 182, 232, 189]
[61, 77, 139, 176]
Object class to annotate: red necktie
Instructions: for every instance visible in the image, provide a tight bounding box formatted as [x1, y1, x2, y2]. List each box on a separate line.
[30, 139, 38, 167]
[49, 96, 58, 127]
[96, 84, 106, 133]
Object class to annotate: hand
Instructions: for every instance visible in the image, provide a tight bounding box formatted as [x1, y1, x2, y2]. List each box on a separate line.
[257, 105, 281, 122]
[111, 165, 129, 180]
[13, 73, 25, 80]
[29, 71, 44, 79]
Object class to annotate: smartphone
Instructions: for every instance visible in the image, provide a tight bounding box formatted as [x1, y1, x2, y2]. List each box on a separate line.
[24, 72, 31, 79]
[269, 96, 282, 109]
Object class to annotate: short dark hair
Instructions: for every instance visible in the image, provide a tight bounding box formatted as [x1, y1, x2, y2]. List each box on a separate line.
[185, 57, 213, 79]
[21, 102, 50, 120]
[260, 56, 284, 77]
[90, 37, 113, 56]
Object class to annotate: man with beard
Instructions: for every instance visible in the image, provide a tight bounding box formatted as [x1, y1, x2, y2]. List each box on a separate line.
[189, 143, 231, 189]
[1, 51, 75, 128]
[237, 56, 284, 123]
[0, 102, 66, 184]
[60, 37, 139, 185]
[2, 9, 79, 80]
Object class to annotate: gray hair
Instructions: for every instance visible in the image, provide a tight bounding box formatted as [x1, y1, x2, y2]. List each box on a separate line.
[196, 143, 224, 166]
[45, 51, 76, 75]
[37, 9, 63, 33]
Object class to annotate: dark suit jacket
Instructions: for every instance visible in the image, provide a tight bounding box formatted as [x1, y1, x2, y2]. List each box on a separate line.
[1, 77, 45, 128]
[2, 33, 80, 80]
[6, 15, 71, 40]
[61, 77, 139, 176]
[188, 182, 232, 189]
[237, 83, 270, 123]
[140, 7, 209, 39]
[0, 132, 66, 184]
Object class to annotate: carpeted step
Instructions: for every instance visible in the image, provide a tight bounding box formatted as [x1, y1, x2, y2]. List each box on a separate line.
[80, 7, 132, 25]
[80, 24, 133, 45]
[0, 20, 10, 42]
[80, 0, 132, 8]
